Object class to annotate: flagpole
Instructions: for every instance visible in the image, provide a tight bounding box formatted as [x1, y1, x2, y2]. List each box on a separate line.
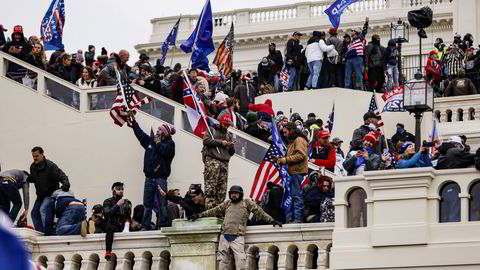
[169, 46, 175, 67]
[373, 90, 389, 153]
[182, 70, 216, 140]
[114, 67, 128, 108]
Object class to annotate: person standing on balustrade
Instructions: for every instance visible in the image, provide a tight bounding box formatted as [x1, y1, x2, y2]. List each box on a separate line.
[129, 113, 176, 230]
[0, 169, 30, 223]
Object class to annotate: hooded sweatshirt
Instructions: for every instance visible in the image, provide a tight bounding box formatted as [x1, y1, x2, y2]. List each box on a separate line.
[2, 25, 32, 61]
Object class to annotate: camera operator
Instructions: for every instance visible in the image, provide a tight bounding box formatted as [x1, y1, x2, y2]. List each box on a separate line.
[435, 136, 475, 170]
[103, 182, 132, 260]
[395, 142, 432, 169]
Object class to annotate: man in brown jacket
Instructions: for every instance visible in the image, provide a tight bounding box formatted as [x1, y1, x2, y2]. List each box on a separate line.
[277, 122, 308, 223]
[444, 68, 477, 97]
[190, 185, 282, 270]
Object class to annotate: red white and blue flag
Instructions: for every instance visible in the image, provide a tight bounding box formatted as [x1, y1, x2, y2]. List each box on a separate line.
[40, 0, 66, 51]
[183, 80, 208, 138]
[327, 102, 335, 133]
[110, 78, 151, 127]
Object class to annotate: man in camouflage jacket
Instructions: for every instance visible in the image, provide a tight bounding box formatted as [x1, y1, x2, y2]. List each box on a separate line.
[190, 185, 282, 270]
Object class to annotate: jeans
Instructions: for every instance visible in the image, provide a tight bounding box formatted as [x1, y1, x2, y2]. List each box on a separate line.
[328, 63, 344, 87]
[286, 174, 304, 223]
[273, 74, 280, 92]
[31, 197, 54, 234]
[287, 66, 297, 91]
[307, 60, 322, 89]
[56, 205, 85, 235]
[105, 222, 124, 252]
[386, 64, 399, 90]
[345, 56, 364, 90]
[142, 177, 168, 230]
[0, 180, 22, 222]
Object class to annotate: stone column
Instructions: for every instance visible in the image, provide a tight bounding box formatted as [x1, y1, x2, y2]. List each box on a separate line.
[62, 260, 81, 270]
[453, 0, 480, 42]
[296, 250, 308, 270]
[258, 251, 273, 270]
[47, 261, 63, 270]
[115, 256, 133, 270]
[277, 251, 289, 270]
[81, 258, 99, 270]
[98, 259, 115, 270]
[162, 218, 222, 270]
[296, 2, 311, 20]
[235, 9, 250, 26]
[387, 0, 402, 9]
[317, 250, 328, 270]
[459, 193, 470, 222]
[133, 257, 150, 270]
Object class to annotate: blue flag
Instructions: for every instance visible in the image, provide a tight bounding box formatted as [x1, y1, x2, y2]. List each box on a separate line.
[180, 0, 214, 71]
[270, 122, 293, 215]
[40, 0, 66, 51]
[325, 0, 359, 29]
[159, 17, 181, 66]
[0, 224, 30, 270]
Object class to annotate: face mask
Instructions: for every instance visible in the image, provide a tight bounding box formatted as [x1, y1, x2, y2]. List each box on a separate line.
[397, 128, 404, 134]
[368, 123, 376, 130]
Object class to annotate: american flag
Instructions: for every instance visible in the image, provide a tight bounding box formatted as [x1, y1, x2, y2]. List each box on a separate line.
[368, 91, 384, 127]
[327, 102, 335, 133]
[213, 22, 234, 77]
[109, 78, 151, 127]
[250, 123, 286, 202]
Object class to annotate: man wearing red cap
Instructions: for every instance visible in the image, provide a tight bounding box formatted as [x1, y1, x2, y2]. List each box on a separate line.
[343, 131, 381, 175]
[310, 130, 336, 172]
[2, 25, 31, 61]
[202, 114, 236, 209]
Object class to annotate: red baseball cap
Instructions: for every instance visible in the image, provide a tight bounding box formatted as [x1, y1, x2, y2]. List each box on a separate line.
[219, 114, 232, 126]
[318, 130, 330, 139]
[13, 25, 23, 34]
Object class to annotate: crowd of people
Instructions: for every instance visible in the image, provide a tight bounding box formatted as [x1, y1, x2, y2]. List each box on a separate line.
[4, 22, 480, 268]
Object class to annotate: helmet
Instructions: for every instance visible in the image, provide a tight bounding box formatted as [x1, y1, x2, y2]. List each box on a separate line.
[290, 112, 303, 123]
[229, 185, 244, 194]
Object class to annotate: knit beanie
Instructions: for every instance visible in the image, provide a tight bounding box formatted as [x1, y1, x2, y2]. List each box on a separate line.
[157, 123, 176, 137]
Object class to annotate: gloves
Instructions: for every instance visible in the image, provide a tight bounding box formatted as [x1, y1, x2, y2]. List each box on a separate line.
[188, 214, 199, 221]
[272, 220, 283, 227]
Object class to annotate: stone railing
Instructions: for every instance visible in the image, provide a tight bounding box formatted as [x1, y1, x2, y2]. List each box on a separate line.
[402, 0, 453, 7]
[331, 168, 480, 269]
[434, 94, 480, 123]
[20, 218, 333, 270]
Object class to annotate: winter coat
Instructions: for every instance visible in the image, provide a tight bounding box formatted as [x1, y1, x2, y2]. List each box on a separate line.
[365, 42, 385, 68]
[198, 199, 274, 235]
[257, 60, 275, 84]
[346, 21, 369, 59]
[395, 152, 432, 169]
[248, 99, 274, 118]
[285, 135, 309, 175]
[56, 64, 75, 84]
[202, 129, 235, 163]
[351, 125, 386, 155]
[29, 159, 70, 198]
[444, 77, 477, 97]
[2, 34, 32, 61]
[132, 121, 175, 179]
[425, 57, 442, 82]
[285, 38, 303, 68]
[261, 184, 285, 223]
[103, 196, 129, 227]
[76, 78, 97, 89]
[436, 147, 475, 170]
[245, 124, 271, 143]
[234, 83, 256, 115]
[310, 143, 336, 171]
[391, 131, 415, 147]
[305, 39, 334, 63]
[326, 36, 343, 56]
[267, 50, 284, 74]
[304, 186, 333, 218]
[343, 151, 380, 176]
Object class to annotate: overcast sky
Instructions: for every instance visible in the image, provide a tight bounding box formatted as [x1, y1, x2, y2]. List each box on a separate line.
[2, 0, 311, 64]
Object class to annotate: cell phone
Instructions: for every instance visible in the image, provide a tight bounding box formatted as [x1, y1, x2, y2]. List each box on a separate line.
[422, 140, 435, 148]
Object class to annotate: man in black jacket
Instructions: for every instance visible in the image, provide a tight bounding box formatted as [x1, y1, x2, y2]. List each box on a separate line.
[28, 146, 70, 234]
[435, 136, 475, 170]
[130, 114, 176, 230]
[267, 43, 284, 92]
[104, 182, 131, 260]
[391, 123, 415, 147]
[286, 32, 304, 91]
[351, 112, 385, 154]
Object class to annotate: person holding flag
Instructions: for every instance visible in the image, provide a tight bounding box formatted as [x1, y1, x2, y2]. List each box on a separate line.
[180, 0, 214, 71]
[277, 122, 308, 223]
[129, 113, 176, 230]
[202, 114, 235, 209]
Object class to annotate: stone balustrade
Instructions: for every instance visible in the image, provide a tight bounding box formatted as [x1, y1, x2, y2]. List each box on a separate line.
[331, 167, 480, 269]
[19, 218, 333, 270]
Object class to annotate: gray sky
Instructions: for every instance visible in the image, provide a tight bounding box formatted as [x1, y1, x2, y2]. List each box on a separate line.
[2, 0, 310, 64]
